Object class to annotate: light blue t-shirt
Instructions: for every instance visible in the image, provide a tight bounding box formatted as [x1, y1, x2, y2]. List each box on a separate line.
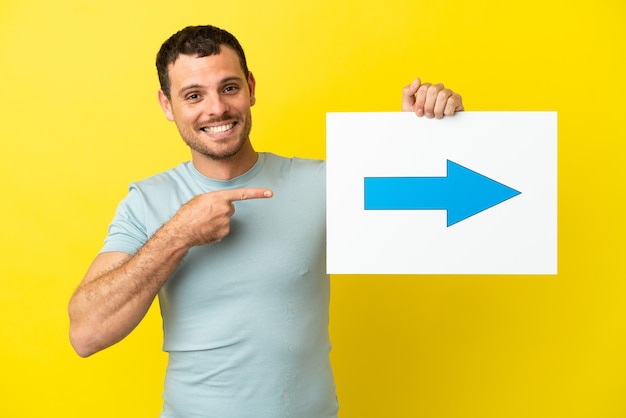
[102, 153, 337, 417]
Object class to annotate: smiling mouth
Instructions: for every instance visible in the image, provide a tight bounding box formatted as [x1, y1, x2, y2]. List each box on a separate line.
[200, 122, 236, 134]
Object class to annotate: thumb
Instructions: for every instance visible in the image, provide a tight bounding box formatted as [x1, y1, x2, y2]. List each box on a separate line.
[401, 78, 421, 112]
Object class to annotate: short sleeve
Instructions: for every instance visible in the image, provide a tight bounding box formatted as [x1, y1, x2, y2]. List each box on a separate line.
[100, 184, 148, 255]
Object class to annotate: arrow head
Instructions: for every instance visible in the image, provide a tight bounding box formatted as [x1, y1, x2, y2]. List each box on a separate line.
[445, 160, 521, 226]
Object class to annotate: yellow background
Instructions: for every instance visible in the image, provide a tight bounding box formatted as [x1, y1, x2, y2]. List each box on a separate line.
[1, 0, 625, 416]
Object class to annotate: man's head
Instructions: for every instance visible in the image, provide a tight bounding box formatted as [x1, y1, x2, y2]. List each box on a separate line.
[156, 25, 249, 99]
[156, 25, 257, 167]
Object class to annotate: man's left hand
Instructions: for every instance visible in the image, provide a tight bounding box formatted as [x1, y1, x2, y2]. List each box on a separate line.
[402, 78, 464, 119]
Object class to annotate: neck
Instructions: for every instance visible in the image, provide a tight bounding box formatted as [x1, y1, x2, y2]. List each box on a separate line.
[190, 141, 259, 181]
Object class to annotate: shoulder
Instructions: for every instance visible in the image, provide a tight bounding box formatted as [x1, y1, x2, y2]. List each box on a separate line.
[113, 163, 198, 239]
[257, 153, 326, 205]
[127, 162, 201, 204]
[262, 153, 326, 179]
[125, 162, 199, 217]
[131, 162, 194, 190]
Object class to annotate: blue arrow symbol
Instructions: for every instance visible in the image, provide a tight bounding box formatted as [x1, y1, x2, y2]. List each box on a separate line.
[364, 160, 521, 226]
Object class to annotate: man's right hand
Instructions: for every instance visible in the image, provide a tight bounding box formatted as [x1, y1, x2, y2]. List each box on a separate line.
[172, 188, 274, 247]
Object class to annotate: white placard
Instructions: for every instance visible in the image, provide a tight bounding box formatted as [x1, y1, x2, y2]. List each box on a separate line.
[326, 112, 557, 275]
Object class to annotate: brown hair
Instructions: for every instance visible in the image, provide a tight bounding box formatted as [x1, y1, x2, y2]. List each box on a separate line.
[156, 25, 249, 98]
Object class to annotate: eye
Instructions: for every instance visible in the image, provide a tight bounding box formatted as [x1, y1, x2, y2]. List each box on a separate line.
[223, 85, 240, 94]
[186, 93, 201, 101]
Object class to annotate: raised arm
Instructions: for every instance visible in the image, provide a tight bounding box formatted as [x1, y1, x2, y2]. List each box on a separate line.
[402, 78, 464, 118]
[68, 187, 273, 357]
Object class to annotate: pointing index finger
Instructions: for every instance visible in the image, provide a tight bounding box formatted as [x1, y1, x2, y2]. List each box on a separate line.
[221, 188, 274, 202]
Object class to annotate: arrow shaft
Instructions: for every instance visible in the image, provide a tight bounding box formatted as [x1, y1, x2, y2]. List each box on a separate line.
[364, 177, 450, 210]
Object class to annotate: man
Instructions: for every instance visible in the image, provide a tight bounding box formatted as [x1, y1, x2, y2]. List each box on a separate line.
[68, 25, 463, 417]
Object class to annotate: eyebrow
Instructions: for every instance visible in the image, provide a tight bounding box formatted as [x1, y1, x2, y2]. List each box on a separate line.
[177, 76, 245, 98]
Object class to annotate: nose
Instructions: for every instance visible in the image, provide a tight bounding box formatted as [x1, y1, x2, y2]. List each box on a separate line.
[204, 92, 229, 117]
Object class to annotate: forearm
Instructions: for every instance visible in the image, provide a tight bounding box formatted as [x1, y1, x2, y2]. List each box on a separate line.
[69, 222, 191, 357]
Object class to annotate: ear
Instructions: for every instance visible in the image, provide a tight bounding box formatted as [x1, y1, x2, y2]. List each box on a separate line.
[248, 72, 256, 107]
[157, 90, 175, 121]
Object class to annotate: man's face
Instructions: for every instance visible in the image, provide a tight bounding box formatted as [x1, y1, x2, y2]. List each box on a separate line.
[158, 47, 256, 161]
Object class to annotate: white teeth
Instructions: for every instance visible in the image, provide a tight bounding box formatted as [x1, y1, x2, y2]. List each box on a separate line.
[202, 123, 234, 134]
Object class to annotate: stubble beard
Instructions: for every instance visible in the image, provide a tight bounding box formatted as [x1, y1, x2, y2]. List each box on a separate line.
[178, 113, 252, 161]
